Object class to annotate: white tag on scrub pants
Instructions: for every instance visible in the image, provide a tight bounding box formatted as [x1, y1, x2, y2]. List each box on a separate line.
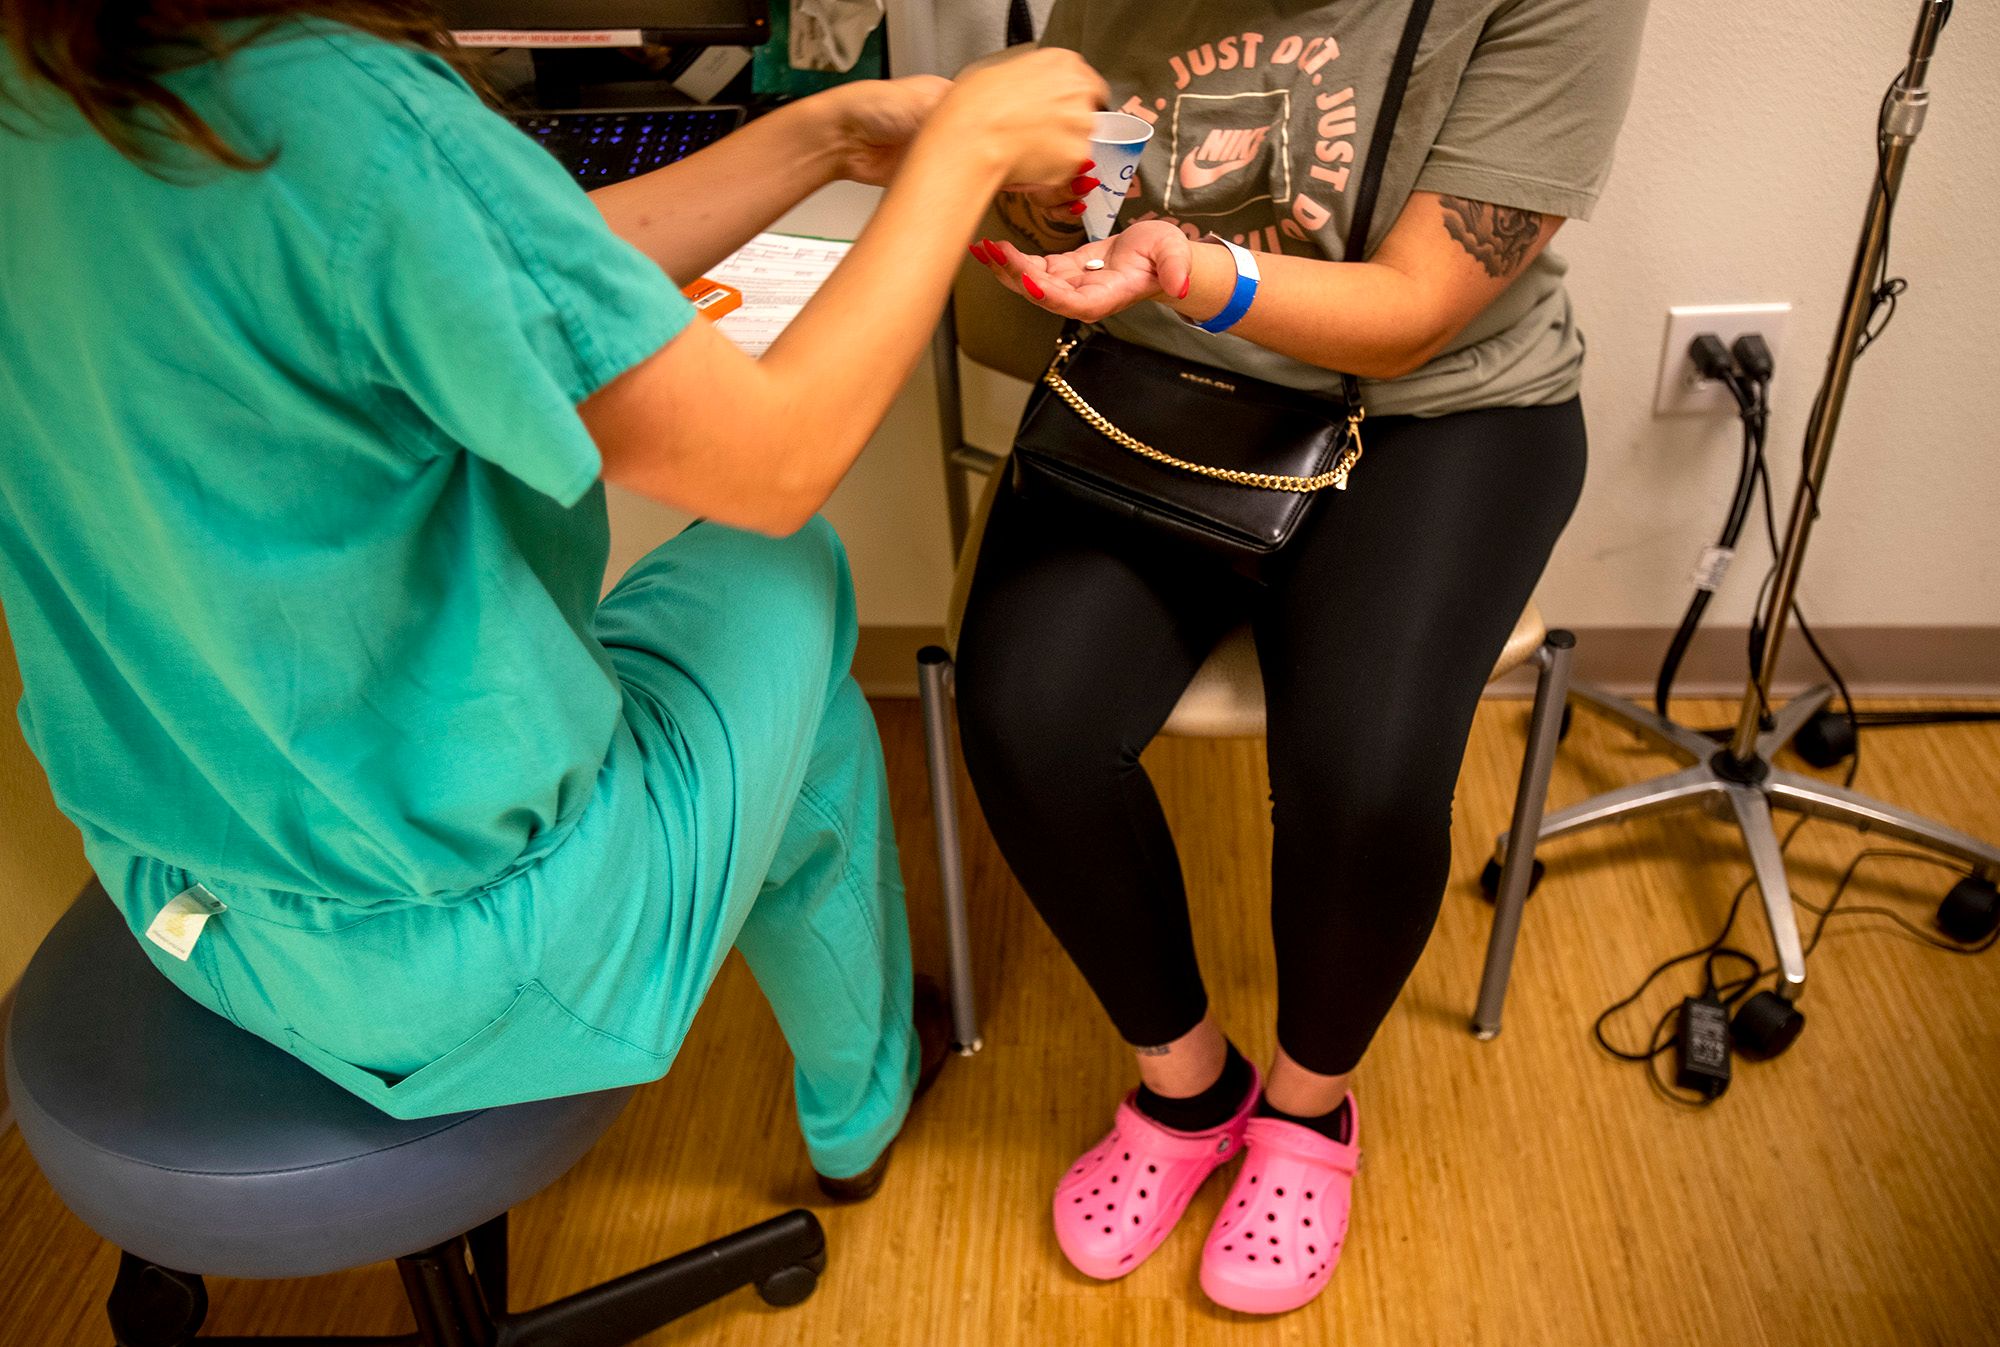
[144, 884, 226, 962]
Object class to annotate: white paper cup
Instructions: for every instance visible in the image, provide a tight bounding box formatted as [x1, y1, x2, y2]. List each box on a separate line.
[1082, 111, 1152, 243]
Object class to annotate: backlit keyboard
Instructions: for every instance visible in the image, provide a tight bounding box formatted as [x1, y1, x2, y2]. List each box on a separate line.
[509, 106, 747, 188]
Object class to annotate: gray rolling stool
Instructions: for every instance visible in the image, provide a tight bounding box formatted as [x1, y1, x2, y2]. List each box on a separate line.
[5, 885, 827, 1346]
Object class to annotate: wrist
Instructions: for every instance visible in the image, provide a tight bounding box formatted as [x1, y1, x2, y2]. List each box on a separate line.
[906, 110, 1011, 199]
[1163, 242, 1239, 323]
[919, 102, 1017, 185]
[787, 91, 856, 188]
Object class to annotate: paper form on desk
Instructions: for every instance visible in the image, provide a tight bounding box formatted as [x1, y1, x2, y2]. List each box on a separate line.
[705, 233, 855, 358]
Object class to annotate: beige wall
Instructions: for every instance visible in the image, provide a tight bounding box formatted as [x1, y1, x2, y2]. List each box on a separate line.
[0, 608, 89, 994]
[611, 2, 1999, 644]
[1551, 0, 2000, 630]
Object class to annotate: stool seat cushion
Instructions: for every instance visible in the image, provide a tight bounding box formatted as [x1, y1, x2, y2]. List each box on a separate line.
[5, 886, 631, 1279]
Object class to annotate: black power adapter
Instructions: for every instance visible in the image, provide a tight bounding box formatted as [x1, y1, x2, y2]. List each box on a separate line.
[1675, 995, 1733, 1098]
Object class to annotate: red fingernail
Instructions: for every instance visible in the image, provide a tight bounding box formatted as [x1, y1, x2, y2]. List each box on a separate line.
[1178, 276, 1190, 299]
[1022, 275, 1045, 300]
[1078, 159, 1096, 173]
[1067, 200, 1087, 215]
[969, 244, 988, 264]
[978, 240, 1001, 264]
[1071, 175, 1100, 194]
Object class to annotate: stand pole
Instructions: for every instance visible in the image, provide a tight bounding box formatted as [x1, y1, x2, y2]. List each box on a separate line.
[1470, 0, 2000, 1041]
[1726, 0, 1952, 760]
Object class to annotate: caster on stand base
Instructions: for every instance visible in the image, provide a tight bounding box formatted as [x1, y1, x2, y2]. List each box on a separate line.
[1731, 990, 1805, 1059]
[1792, 710, 1858, 769]
[1937, 875, 2000, 943]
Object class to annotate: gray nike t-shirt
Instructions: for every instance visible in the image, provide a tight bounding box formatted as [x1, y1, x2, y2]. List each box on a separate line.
[1037, 0, 1648, 417]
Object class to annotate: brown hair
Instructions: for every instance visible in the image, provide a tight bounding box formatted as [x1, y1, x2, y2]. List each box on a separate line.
[0, 1, 473, 171]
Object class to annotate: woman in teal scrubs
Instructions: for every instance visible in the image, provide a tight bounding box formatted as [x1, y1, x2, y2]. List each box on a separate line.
[0, 3, 1103, 1187]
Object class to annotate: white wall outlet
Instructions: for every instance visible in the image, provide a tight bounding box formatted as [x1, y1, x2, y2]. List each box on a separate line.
[1653, 303, 1794, 416]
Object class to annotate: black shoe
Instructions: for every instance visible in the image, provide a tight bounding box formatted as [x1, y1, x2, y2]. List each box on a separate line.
[814, 974, 953, 1202]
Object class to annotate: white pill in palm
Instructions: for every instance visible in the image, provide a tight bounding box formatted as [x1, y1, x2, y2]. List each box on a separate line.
[1083, 258, 1106, 272]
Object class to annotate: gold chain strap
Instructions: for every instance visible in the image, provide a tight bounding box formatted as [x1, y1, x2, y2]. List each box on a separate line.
[1040, 337, 1364, 493]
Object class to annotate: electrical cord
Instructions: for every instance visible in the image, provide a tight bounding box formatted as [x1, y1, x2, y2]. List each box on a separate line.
[1605, 3, 1971, 1108]
[1593, 806, 1816, 1110]
[1745, 444, 1864, 764]
[1839, 709, 2000, 728]
[1658, 352, 1862, 760]
[1595, 825, 1991, 1110]
[1653, 348, 1766, 719]
[1793, 849, 1996, 958]
[1611, 503, 1862, 1111]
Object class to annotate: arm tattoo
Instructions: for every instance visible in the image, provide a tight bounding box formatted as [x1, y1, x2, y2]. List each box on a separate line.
[1438, 196, 1544, 278]
[1135, 1044, 1173, 1056]
[994, 189, 1086, 254]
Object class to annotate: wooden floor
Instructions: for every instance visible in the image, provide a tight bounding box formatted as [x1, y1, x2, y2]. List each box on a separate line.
[5, 697, 2000, 1346]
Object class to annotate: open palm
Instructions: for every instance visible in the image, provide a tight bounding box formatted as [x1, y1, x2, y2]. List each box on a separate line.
[979, 221, 1194, 323]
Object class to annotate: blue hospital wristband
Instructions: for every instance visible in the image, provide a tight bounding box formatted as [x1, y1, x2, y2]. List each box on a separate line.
[1182, 236, 1260, 335]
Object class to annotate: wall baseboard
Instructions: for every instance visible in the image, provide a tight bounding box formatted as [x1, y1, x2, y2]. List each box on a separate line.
[1484, 624, 2000, 699]
[853, 626, 950, 698]
[855, 624, 2000, 700]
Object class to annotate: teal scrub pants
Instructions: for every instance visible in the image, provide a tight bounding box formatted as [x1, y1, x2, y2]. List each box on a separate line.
[95, 518, 916, 1180]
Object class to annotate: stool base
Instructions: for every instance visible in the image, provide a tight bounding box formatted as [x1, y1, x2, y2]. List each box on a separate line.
[108, 1208, 827, 1346]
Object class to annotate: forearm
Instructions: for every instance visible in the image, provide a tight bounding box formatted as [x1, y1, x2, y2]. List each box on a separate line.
[597, 129, 1012, 535]
[1164, 243, 1451, 381]
[590, 47, 1106, 533]
[590, 99, 844, 282]
[747, 135, 1009, 518]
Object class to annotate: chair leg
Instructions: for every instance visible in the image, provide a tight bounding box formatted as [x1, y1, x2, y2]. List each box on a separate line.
[496, 1209, 825, 1346]
[1471, 632, 1576, 1041]
[918, 646, 982, 1054]
[131, 1211, 824, 1347]
[108, 1251, 209, 1347]
[465, 1212, 508, 1315]
[397, 1238, 493, 1347]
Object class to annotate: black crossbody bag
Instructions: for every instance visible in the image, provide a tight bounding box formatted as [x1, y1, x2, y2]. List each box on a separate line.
[1009, 0, 1434, 574]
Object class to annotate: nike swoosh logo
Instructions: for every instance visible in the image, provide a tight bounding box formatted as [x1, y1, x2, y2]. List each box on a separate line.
[1179, 147, 1260, 192]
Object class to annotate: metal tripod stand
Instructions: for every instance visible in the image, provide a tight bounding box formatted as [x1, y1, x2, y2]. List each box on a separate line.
[1473, 0, 2000, 1047]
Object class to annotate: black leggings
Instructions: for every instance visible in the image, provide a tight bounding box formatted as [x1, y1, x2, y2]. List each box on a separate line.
[954, 399, 1588, 1075]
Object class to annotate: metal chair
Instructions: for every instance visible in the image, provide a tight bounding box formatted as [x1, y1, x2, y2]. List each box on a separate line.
[915, 244, 1574, 1052]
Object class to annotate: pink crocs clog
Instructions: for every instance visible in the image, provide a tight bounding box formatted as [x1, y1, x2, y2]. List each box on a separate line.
[1199, 1097, 1359, 1314]
[1052, 1070, 1260, 1280]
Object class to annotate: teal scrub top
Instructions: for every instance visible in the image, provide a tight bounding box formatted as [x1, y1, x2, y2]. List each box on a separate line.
[0, 24, 695, 904]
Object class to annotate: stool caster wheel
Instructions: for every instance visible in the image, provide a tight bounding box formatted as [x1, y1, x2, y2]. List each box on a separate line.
[1479, 856, 1545, 902]
[1792, 710, 1857, 769]
[1937, 875, 2000, 943]
[756, 1246, 826, 1307]
[1731, 991, 1805, 1059]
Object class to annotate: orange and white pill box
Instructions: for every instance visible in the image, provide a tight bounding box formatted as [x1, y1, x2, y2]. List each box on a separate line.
[681, 278, 742, 322]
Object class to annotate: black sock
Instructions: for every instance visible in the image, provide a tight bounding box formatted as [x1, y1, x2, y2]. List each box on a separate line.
[1134, 1042, 1253, 1133]
[1255, 1094, 1353, 1144]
